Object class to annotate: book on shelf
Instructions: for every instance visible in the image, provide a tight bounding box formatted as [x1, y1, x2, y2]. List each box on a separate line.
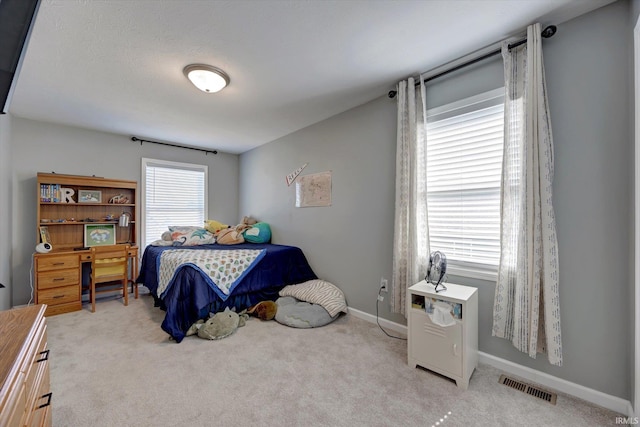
[40, 184, 62, 202]
[39, 226, 51, 244]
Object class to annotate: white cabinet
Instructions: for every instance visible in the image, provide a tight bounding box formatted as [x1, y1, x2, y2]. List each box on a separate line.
[407, 280, 478, 389]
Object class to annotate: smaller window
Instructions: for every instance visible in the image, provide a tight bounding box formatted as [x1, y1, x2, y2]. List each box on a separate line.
[426, 88, 504, 280]
[141, 158, 208, 248]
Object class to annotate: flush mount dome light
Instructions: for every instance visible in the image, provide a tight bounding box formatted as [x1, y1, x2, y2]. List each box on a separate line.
[183, 64, 230, 93]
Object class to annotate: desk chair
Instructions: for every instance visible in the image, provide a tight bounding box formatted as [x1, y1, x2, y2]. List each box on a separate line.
[89, 245, 129, 312]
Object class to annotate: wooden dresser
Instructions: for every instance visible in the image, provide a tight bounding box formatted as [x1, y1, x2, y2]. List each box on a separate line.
[0, 305, 52, 427]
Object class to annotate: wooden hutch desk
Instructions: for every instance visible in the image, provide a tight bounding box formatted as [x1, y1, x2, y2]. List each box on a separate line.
[34, 173, 139, 316]
[34, 246, 139, 316]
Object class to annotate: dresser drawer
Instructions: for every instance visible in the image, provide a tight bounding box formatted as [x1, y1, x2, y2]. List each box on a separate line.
[24, 363, 51, 427]
[0, 376, 26, 427]
[44, 301, 81, 317]
[38, 285, 79, 306]
[23, 324, 48, 402]
[36, 254, 79, 272]
[0, 306, 51, 427]
[37, 268, 79, 290]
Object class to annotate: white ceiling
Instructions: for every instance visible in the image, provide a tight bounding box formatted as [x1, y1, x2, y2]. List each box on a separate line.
[9, 0, 614, 154]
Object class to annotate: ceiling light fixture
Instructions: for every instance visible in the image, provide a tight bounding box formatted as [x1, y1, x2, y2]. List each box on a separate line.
[183, 64, 230, 93]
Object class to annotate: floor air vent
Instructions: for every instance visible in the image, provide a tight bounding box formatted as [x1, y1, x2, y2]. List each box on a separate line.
[499, 375, 557, 405]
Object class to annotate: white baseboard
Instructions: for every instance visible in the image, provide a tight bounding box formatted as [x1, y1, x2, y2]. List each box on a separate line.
[478, 352, 633, 417]
[348, 306, 633, 416]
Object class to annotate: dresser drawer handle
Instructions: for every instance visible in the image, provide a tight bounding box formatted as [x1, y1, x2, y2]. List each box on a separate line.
[53, 278, 65, 281]
[38, 392, 52, 409]
[52, 294, 65, 299]
[36, 349, 50, 363]
[53, 262, 65, 266]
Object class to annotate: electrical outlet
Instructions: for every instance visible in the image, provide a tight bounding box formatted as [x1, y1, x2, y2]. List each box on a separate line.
[380, 277, 388, 292]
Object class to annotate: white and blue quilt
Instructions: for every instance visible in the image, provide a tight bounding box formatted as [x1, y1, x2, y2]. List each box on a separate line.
[157, 248, 266, 300]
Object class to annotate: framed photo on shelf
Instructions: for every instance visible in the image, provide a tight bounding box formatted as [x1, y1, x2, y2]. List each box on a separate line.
[84, 224, 116, 247]
[78, 190, 102, 203]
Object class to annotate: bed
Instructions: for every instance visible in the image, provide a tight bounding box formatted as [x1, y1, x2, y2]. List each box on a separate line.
[137, 243, 317, 342]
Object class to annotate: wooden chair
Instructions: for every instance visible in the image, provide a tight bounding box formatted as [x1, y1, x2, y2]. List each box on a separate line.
[89, 244, 129, 312]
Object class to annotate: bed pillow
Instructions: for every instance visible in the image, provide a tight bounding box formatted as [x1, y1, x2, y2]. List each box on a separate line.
[242, 222, 272, 243]
[168, 226, 216, 246]
[274, 296, 337, 328]
[278, 279, 347, 317]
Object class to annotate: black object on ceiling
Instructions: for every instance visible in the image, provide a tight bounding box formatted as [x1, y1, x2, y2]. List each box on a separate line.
[0, 0, 40, 114]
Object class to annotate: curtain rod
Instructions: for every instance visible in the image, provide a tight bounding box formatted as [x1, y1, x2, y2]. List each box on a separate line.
[388, 25, 557, 99]
[131, 136, 218, 155]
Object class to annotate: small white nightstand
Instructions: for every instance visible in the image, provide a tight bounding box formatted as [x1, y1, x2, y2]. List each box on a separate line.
[407, 280, 478, 389]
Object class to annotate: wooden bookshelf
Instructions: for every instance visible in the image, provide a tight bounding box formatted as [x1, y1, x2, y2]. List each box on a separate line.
[36, 173, 137, 250]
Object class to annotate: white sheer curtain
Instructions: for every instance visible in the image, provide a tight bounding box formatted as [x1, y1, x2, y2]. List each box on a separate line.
[391, 77, 430, 316]
[492, 23, 563, 366]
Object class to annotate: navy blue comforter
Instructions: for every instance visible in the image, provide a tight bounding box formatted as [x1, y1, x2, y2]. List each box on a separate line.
[137, 243, 317, 342]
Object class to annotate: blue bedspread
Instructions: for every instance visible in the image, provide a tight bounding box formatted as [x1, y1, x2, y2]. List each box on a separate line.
[137, 243, 317, 342]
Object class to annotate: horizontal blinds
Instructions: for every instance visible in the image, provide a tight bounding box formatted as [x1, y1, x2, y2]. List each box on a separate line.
[143, 162, 206, 248]
[426, 98, 503, 272]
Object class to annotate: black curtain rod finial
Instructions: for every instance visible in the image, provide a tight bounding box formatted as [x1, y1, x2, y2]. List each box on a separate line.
[388, 90, 397, 99]
[541, 25, 557, 39]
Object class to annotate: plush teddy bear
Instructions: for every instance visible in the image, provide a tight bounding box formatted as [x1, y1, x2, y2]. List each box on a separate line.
[234, 216, 258, 234]
[242, 216, 257, 226]
[186, 307, 249, 340]
[247, 300, 277, 321]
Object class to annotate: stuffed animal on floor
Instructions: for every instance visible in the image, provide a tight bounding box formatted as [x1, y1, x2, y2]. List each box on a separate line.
[247, 300, 277, 321]
[186, 308, 249, 340]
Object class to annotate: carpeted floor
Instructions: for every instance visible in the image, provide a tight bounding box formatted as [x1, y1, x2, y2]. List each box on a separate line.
[46, 291, 622, 426]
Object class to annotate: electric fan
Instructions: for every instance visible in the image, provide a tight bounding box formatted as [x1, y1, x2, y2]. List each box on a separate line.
[425, 251, 447, 293]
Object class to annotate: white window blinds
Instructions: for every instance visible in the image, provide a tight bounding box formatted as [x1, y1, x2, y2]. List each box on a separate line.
[142, 158, 208, 249]
[426, 88, 504, 279]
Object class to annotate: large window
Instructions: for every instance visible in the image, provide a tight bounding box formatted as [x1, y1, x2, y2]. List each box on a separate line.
[426, 88, 504, 280]
[141, 158, 208, 248]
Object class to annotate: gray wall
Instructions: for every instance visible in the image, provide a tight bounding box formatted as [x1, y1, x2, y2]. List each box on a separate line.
[240, 95, 403, 324]
[9, 116, 240, 306]
[0, 114, 12, 310]
[239, 0, 633, 400]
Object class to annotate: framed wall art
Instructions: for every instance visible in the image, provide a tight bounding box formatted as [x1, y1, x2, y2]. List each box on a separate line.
[78, 189, 102, 203]
[84, 224, 116, 247]
[295, 171, 332, 207]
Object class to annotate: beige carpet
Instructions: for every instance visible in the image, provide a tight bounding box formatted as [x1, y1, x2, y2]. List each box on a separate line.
[46, 292, 621, 427]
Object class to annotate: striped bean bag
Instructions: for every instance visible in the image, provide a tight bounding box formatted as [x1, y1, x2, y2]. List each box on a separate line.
[278, 279, 347, 317]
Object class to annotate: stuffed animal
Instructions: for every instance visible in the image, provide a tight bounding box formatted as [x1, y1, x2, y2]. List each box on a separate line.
[247, 300, 277, 321]
[234, 216, 258, 234]
[242, 216, 257, 226]
[204, 219, 229, 234]
[186, 308, 249, 340]
[215, 227, 245, 245]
